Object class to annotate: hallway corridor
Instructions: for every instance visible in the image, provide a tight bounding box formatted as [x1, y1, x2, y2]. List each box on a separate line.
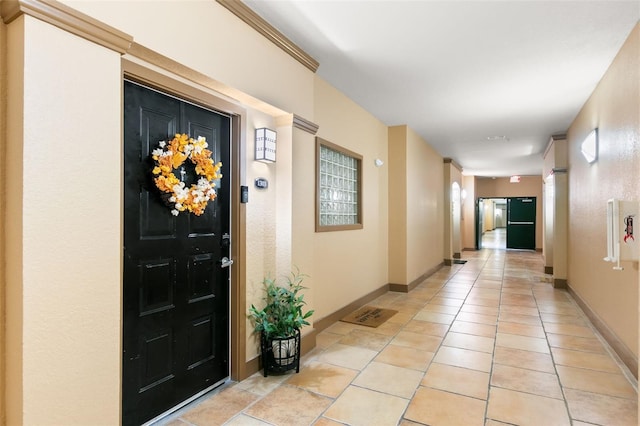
[481, 228, 506, 250]
[162, 250, 638, 426]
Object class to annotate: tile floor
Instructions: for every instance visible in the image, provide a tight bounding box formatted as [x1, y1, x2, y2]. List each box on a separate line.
[161, 249, 638, 426]
[481, 228, 506, 250]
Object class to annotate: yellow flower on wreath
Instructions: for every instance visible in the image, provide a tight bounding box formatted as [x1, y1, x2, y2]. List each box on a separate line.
[151, 133, 223, 216]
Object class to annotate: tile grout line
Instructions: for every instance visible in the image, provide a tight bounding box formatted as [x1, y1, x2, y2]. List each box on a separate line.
[560, 293, 639, 393]
[414, 250, 498, 415]
[533, 276, 638, 421]
[483, 249, 504, 424]
[531, 262, 574, 424]
[293, 267, 454, 425]
[395, 253, 486, 423]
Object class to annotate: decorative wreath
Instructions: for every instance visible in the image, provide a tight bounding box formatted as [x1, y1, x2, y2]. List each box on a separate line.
[151, 133, 222, 216]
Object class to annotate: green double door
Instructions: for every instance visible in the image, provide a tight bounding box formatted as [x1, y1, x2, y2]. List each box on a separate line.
[506, 197, 536, 250]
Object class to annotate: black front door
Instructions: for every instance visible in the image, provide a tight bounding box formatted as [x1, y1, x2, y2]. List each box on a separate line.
[123, 81, 231, 425]
[507, 197, 536, 250]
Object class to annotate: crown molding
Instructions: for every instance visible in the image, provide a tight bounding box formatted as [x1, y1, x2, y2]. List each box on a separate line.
[275, 113, 319, 135]
[543, 133, 568, 158]
[293, 114, 319, 135]
[216, 0, 319, 73]
[443, 157, 463, 172]
[0, 0, 20, 21]
[1, 0, 132, 53]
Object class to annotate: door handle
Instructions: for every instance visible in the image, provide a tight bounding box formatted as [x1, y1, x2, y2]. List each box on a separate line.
[219, 257, 234, 268]
[508, 221, 534, 225]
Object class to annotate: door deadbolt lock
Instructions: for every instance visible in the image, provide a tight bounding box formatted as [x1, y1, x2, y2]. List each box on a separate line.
[219, 257, 234, 268]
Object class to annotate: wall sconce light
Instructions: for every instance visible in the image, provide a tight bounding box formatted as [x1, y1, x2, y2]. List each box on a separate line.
[255, 128, 276, 162]
[581, 128, 598, 164]
[374, 158, 384, 167]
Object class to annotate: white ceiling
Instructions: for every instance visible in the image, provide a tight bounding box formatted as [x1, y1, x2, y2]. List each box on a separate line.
[245, 0, 639, 177]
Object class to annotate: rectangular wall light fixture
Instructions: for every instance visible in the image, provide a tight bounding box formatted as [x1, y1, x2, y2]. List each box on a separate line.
[581, 128, 598, 164]
[255, 128, 277, 162]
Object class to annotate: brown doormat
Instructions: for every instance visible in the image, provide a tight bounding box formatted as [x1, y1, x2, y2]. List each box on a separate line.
[340, 306, 398, 328]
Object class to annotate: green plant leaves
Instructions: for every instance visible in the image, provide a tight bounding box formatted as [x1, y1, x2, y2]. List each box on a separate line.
[247, 269, 314, 339]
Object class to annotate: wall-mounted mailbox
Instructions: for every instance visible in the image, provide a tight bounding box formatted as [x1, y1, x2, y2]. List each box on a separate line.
[604, 199, 638, 270]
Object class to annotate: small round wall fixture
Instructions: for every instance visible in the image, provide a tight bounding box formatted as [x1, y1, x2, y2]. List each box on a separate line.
[255, 177, 269, 189]
[374, 159, 384, 167]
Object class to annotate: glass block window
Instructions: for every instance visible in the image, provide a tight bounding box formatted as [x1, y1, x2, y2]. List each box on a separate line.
[316, 137, 363, 232]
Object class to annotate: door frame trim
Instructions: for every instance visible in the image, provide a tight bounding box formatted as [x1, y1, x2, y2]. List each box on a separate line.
[122, 58, 248, 383]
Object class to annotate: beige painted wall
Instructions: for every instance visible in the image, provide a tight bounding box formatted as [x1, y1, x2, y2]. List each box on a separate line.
[243, 111, 285, 360]
[476, 176, 544, 250]
[566, 23, 639, 360]
[407, 127, 444, 280]
[388, 126, 408, 284]
[483, 200, 495, 232]
[443, 163, 463, 260]
[290, 124, 318, 319]
[6, 15, 123, 425]
[461, 175, 476, 250]
[0, 17, 6, 426]
[542, 138, 569, 279]
[543, 175, 554, 269]
[552, 172, 569, 281]
[4, 17, 23, 425]
[307, 77, 389, 320]
[62, 0, 315, 120]
[389, 126, 444, 285]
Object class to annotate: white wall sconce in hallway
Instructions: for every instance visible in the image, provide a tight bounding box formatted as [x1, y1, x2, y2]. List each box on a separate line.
[374, 158, 384, 167]
[581, 128, 598, 164]
[255, 128, 277, 162]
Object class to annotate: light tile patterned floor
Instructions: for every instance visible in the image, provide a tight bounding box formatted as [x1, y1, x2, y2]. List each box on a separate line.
[161, 249, 638, 426]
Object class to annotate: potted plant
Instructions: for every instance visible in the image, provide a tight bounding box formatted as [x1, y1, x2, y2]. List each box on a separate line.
[248, 269, 314, 376]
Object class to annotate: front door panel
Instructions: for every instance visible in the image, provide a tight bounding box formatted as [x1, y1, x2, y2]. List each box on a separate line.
[507, 197, 536, 250]
[123, 81, 230, 425]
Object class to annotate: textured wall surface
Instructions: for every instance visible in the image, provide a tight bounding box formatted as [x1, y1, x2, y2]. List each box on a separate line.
[310, 77, 389, 319]
[5, 16, 122, 424]
[461, 175, 476, 249]
[0, 17, 6, 426]
[388, 126, 408, 284]
[567, 23, 639, 358]
[388, 126, 445, 285]
[61, 0, 315, 119]
[406, 127, 444, 282]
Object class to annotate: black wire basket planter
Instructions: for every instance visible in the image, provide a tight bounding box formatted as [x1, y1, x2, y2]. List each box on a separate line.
[260, 329, 301, 377]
